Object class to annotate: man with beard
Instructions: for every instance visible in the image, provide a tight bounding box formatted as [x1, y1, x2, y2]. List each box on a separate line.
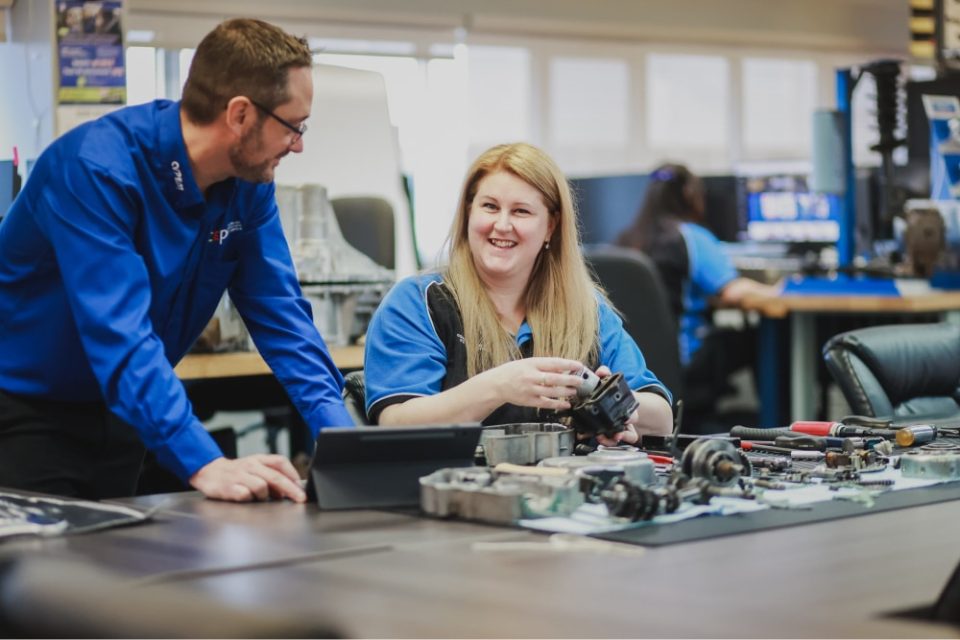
[0, 19, 354, 502]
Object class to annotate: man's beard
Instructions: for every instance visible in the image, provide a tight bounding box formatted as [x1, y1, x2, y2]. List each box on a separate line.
[229, 126, 283, 183]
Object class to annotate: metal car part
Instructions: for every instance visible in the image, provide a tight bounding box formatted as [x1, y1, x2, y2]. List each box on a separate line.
[600, 481, 674, 521]
[680, 438, 748, 488]
[419, 467, 583, 525]
[900, 451, 960, 480]
[569, 373, 638, 437]
[480, 423, 574, 466]
[571, 364, 601, 399]
[540, 448, 657, 488]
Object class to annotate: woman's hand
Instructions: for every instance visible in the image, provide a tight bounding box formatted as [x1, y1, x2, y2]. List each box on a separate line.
[480, 357, 586, 412]
[378, 356, 589, 427]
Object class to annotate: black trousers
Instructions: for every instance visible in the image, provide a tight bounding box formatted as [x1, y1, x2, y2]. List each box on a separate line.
[0, 389, 145, 500]
[682, 326, 761, 434]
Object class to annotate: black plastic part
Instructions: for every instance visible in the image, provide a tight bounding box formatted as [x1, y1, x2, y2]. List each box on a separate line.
[569, 373, 638, 437]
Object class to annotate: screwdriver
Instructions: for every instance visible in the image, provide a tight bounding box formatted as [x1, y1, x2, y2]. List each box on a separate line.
[740, 441, 825, 460]
[730, 424, 892, 442]
[788, 421, 900, 439]
[773, 434, 849, 450]
[894, 424, 937, 447]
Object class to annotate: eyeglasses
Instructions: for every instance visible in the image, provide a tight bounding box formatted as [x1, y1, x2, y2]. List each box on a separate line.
[248, 98, 307, 144]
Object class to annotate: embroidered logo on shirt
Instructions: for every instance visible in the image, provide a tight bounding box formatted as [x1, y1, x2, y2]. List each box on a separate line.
[171, 161, 184, 192]
[209, 221, 243, 245]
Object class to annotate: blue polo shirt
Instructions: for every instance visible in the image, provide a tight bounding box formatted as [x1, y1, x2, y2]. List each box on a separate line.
[0, 100, 353, 481]
[678, 222, 738, 364]
[364, 273, 671, 424]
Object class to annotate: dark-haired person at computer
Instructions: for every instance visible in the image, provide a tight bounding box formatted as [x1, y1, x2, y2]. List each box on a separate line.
[616, 163, 779, 432]
[363, 143, 673, 442]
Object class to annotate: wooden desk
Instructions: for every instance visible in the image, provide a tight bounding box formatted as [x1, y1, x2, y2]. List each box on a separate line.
[741, 290, 960, 425]
[5, 491, 958, 638]
[174, 345, 364, 380]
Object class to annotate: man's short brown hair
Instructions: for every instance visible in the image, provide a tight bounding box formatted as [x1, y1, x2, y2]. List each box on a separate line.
[181, 18, 312, 125]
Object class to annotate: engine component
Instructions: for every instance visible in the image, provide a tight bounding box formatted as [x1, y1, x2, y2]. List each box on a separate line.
[569, 373, 637, 438]
[540, 447, 657, 488]
[746, 455, 792, 472]
[419, 466, 583, 524]
[900, 451, 960, 480]
[480, 423, 574, 466]
[920, 441, 960, 452]
[824, 449, 884, 471]
[600, 481, 680, 522]
[571, 364, 601, 399]
[680, 438, 749, 488]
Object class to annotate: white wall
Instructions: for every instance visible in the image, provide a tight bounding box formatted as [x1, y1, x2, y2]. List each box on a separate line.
[0, 0, 57, 164]
[275, 64, 417, 276]
[125, 0, 907, 55]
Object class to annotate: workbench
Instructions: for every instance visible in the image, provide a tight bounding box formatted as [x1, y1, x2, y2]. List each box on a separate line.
[174, 345, 364, 380]
[1, 488, 957, 637]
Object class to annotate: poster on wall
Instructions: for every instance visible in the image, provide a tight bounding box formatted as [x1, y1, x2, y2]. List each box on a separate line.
[56, 0, 125, 104]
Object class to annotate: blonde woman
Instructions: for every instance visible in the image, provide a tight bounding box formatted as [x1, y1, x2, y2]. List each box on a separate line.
[364, 143, 673, 443]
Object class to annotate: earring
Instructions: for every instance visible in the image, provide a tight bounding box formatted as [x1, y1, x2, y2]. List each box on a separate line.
[543, 241, 550, 251]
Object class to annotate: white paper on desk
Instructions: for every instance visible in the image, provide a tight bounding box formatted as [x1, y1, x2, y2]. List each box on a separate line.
[519, 497, 768, 536]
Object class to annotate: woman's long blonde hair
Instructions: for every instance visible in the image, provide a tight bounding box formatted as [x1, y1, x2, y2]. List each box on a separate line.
[443, 143, 599, 377]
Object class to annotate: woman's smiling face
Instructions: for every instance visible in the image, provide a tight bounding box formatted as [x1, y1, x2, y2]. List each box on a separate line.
[467, 170, 555, 290]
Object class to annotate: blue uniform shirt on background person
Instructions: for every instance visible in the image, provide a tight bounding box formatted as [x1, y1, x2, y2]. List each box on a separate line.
[0, 100, 353, 481]
[364, 273, 671, 424]
[677, 222, 738, 365]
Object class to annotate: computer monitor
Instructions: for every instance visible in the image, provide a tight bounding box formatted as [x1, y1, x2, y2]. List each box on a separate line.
[741, 174, 842, 244]
[701, 175, 743, 243]
[570, 173, 742, 245]
[569, 174, 650, 246]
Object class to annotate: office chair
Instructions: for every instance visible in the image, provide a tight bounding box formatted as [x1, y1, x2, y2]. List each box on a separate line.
[583, 245, 684, 409]
[823, 322, 960, 420]
[342, 370, 371, 425]
[331, 196, 396, 269]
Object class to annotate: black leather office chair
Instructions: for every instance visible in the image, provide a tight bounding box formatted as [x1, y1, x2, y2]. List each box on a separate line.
[583, 245, 684, 409]
[342, 370, 371, 425]
[331, 196, 396, 269]
[823, 322, 960, 420]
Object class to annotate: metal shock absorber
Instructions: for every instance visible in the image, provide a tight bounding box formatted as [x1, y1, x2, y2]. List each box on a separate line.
[861, 59, 905, 236]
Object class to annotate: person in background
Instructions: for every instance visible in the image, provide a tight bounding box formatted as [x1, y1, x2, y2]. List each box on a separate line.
[364, 143, 673, 443]
[616, 163, 779, 431]
[0, 18, 354, 503]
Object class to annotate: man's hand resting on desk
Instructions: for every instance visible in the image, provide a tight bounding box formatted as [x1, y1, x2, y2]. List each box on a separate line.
[189, 455, 307, 503]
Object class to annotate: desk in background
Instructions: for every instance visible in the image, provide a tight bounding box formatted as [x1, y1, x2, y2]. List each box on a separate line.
[174, 345, 364, 380]
[2, 490, 958, 637]
[170, 346, 365, 460]
[741, 289, 960, 426]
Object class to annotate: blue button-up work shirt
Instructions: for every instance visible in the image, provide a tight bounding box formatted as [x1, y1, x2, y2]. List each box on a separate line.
[0, 100, 353, 480]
